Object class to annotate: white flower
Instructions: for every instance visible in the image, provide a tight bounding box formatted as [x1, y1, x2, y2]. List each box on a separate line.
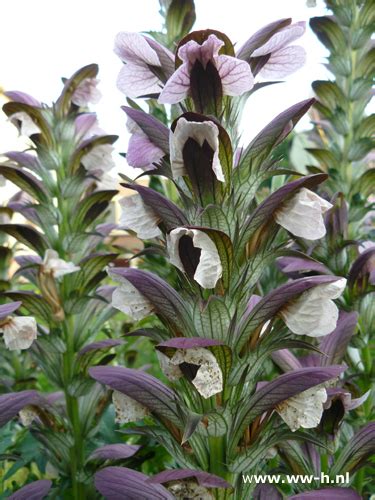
[72, 78, 102, 107]
[281, 278, 347, 337]
[276, 384, 327, 432]
[168, 481, 213, 499]
[119, 194, 161, 239]
[156, 351, 182, 381]
[0, 316, 37, 350]
[19, 406, 38, 426]
[42, 249, 80, 278]
[275, 188, 333, 240]
[9, 112, 41, 136]
[81, 144, 116, 173]
[112, 390, 149, 423]
[94, 172, 119, 192]
[167, 228, 222, 289]
[110, 277, 153, 320]
[170, 118, 224, 182]
[160, 347, 223, 399]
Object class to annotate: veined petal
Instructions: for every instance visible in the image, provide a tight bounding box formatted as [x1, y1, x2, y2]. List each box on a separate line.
[81, 144, 115, 172]
[216, 55, 254, 95]
[117, 63, 162, 98]
[112, 389, 149, 423]
[158, 64, 190, 104]
[170, 347, 223, 399]
[42, 249, 80, 278]
[167, 228, 222, 289]
[259, 45, 306, 79]
[72, 78, 102, 107]
[170, 118, 224, 181]
[111, 280, 154, 320]
[276, 384, 327, 431]
[280, 278, 347, 337]
[1, 316, 37, 350]
[275, 188, 333, 240]
[9, 112, 41, 136]
[252, 22, 306, 57]
[114, 32, 161, 67]
[119, 194, 162, 239]
[127, 131, 164, 170]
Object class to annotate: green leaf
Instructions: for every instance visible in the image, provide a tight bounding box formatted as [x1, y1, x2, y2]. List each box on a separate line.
[355, 113, 375, 139]
[312, 81, 346, 110]
[310, 16, 346, 53]
[305, 148, 340, 170]
[348, 139, 373, 161]
[193, 296, 232, 341]
[166, 0, 196, 44]
[71, 252, 118, 295]
[3, 291, 52, 323]
[0, 165, 49, 203]
[210, 344, 232, 387]
[0, 224, 48, 255]
[349, 78, 373, 101]
[351, 169, 375, 197]
[72, 190, 117, 231]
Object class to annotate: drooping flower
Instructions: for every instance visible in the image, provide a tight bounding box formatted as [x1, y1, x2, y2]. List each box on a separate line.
[81, 144, 116, 173]
[119, 193, 161, 239]
[114, 32, 174, 98]
[126, 117, 165, 171]
[9, 112, 41, 136]
[112, 390, 149, 424]
[275, 384, 328, 431]
[280, 278, 347, 337]
[0, 303, 37, 351]
[248, 21, 306, 78]
[158, 347, 223, 399]
[159, 33, 254, 104]
[170, 117, 224, 181]
[167, 228, 222, 288]
[275, 188, 333, 240]
[42, 249, 80, 278]
[109, 270, 154, 320]
[71, 78, 102, 107]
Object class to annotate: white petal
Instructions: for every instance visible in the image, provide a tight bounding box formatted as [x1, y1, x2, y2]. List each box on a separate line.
[259, 45, 306, 79]
[94, 172, 119, 191]
[275, 188, 333, 240]
[276, 385, 327, 432]
[19, 406, 38, 426]
[9, 112, 41, 136]
[114, 32, 161, 67]
[1, 316, 37, 350]
[171, 347, 223, 398]
[119, 194, 161, 239]
[168, 481, 212, 499]
[170, 118, 224, 181]
[72, 78, 102, 107]
[81, 144, 115, 173]
[111, 282, 153, 321]
[117, 63, 162, 98]
[156, 351, 182, 381]
[112, 390, 149, 424]
[216, 55, 254, 96]
[158, 64, 190, 104]
[167, 228, 222, 289]
[252, 22, 306, 57]
[42, 249, 80, 278]
[281, 278, 347, 337]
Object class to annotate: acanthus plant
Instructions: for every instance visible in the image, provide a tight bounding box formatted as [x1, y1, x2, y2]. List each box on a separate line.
[88, 16, 374, 500]
[0, 65, 133, 498]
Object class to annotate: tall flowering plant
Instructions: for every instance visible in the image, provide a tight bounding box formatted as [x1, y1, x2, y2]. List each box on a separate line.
[89, 20, 374, 499]
[0, 66, 128, 497]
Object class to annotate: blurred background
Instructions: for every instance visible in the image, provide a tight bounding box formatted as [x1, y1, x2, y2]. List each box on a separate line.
[0, 0, 331, 199]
